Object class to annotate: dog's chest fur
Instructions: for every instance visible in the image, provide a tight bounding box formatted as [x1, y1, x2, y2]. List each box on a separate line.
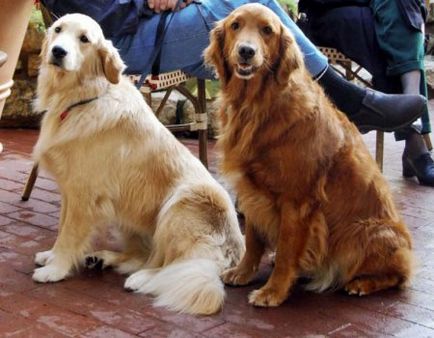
[217, 102, 318, 245]
[216, 84, 351, 246]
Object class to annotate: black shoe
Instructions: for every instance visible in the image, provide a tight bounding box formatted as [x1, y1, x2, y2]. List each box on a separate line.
[351, 89, 426, 133]
[402, 152, 434, 187]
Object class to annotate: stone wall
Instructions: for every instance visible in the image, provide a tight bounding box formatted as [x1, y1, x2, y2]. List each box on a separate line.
[0, 14, 44, 128]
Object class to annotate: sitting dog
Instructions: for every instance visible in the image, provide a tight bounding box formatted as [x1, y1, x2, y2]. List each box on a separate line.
[204, 4, 414, 307]
[31, 13, 244, 315]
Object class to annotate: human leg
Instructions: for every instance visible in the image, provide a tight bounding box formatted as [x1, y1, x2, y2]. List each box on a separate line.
[372, 0, 433, 185]
[296, 4, 426, 132]
[401, 70, 422, 96]
[199, 0, 424, 132]
[317, 67, 425, 133]
[42, 0, 425, 132]
[0, 0, 33, 154]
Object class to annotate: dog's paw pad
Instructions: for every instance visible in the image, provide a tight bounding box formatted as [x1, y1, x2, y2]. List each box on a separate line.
[85, 256, 104, 270]
[32, 265, 69, 283]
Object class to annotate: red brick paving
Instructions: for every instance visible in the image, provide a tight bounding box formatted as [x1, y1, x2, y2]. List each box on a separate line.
[0, 128, 434, 337]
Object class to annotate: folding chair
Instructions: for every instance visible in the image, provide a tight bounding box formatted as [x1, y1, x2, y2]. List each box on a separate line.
[128, 71, 207, 166]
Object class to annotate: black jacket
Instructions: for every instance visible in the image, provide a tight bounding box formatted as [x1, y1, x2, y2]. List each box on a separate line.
[298, 0, 427, 32]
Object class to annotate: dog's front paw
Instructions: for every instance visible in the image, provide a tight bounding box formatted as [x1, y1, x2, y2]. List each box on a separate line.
[221, 266, 254, 286]
[34, 250, 54, 266]
[32, 264, 70, 283]
[248, 287, 287, 307]
[124, 269, 154, 292]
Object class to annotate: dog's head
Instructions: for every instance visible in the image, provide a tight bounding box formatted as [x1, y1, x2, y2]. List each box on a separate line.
[41, 13, 125, 84]
[204, 4, 303, 85]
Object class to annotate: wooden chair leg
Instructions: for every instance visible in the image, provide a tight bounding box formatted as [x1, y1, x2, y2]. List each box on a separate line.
[375, 131, 384, 172]
[423, 133, 433, 151]
[22, 164, 38, 201]
[198, 128, 208, 168]
[144, 92, 152, 106]
[155, 87, 173, 118]
[197, 79, 208, 168]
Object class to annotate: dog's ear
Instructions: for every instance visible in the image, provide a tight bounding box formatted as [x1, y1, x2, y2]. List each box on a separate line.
[275, 26, 303, 85]
[98, 39, 126, 84]
[204, 20, 231, 85]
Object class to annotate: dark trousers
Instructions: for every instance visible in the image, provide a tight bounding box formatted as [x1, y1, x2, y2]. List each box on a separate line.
[299, 0, 431, 137]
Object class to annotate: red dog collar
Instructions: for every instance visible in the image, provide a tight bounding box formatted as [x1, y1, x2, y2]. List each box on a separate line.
[58, 96, 100, 122]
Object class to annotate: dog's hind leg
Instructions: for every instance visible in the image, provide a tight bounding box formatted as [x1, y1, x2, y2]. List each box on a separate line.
[32, 198, 96, 283]
[221, 220, 266, 286]
[342, 221, 414, 296]
[344, 246, 414, 296]
[85, 234, 150, 274]
[345, 275, 402, 296]
[85, 250, 147, 275]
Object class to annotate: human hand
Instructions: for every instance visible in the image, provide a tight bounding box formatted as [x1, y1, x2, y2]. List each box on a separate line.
[147, 0, 194, 12]
[178, 0, 194, 10]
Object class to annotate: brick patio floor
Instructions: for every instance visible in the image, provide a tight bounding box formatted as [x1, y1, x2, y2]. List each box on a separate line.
[1, 128, 434, 337]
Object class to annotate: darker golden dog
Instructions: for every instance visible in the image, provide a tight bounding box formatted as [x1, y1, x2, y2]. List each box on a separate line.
[204, 3, 414, 307]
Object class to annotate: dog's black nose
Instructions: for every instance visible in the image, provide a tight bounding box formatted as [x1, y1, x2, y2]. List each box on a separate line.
[52, 46, 67, 59]
[238, 44, 256, 60]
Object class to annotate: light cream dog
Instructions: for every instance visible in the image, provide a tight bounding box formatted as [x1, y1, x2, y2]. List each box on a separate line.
[32, 13, 244, 315]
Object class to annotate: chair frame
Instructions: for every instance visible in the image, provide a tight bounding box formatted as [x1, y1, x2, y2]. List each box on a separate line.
[129, 72, 208, 166]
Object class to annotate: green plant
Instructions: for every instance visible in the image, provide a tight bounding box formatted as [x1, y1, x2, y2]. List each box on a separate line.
[185, 79, 221, 100]
[277, 0, 298, 18]
[30, 7, 46, 32]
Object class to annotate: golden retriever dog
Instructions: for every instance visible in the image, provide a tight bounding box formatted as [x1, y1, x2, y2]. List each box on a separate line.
[31, 13, 245, 315]
[204, 3, 414, 307]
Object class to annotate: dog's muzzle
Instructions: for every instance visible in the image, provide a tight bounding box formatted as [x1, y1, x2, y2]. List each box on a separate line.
[50, 46, 68, 67]
[235, 43, 258, 79]
[238, 44, 256, 61]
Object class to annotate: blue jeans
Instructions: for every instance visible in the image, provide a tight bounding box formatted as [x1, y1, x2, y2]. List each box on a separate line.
[42, 0, 328, 78]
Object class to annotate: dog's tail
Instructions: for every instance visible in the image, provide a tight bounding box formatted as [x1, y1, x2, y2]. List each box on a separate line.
[128, 258, 224, 315]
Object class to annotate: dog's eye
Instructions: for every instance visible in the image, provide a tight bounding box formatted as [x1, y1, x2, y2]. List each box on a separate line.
[80, 35, 90, 43]
[231, 22, 240, 31]
[54, 26, 61, 33]
[262, 26, 273, 35]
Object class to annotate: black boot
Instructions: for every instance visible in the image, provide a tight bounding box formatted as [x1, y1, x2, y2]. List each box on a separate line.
[318, 68, 426, 133]
[352, 89, 426, 133]
[402, 152, 434, 187]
